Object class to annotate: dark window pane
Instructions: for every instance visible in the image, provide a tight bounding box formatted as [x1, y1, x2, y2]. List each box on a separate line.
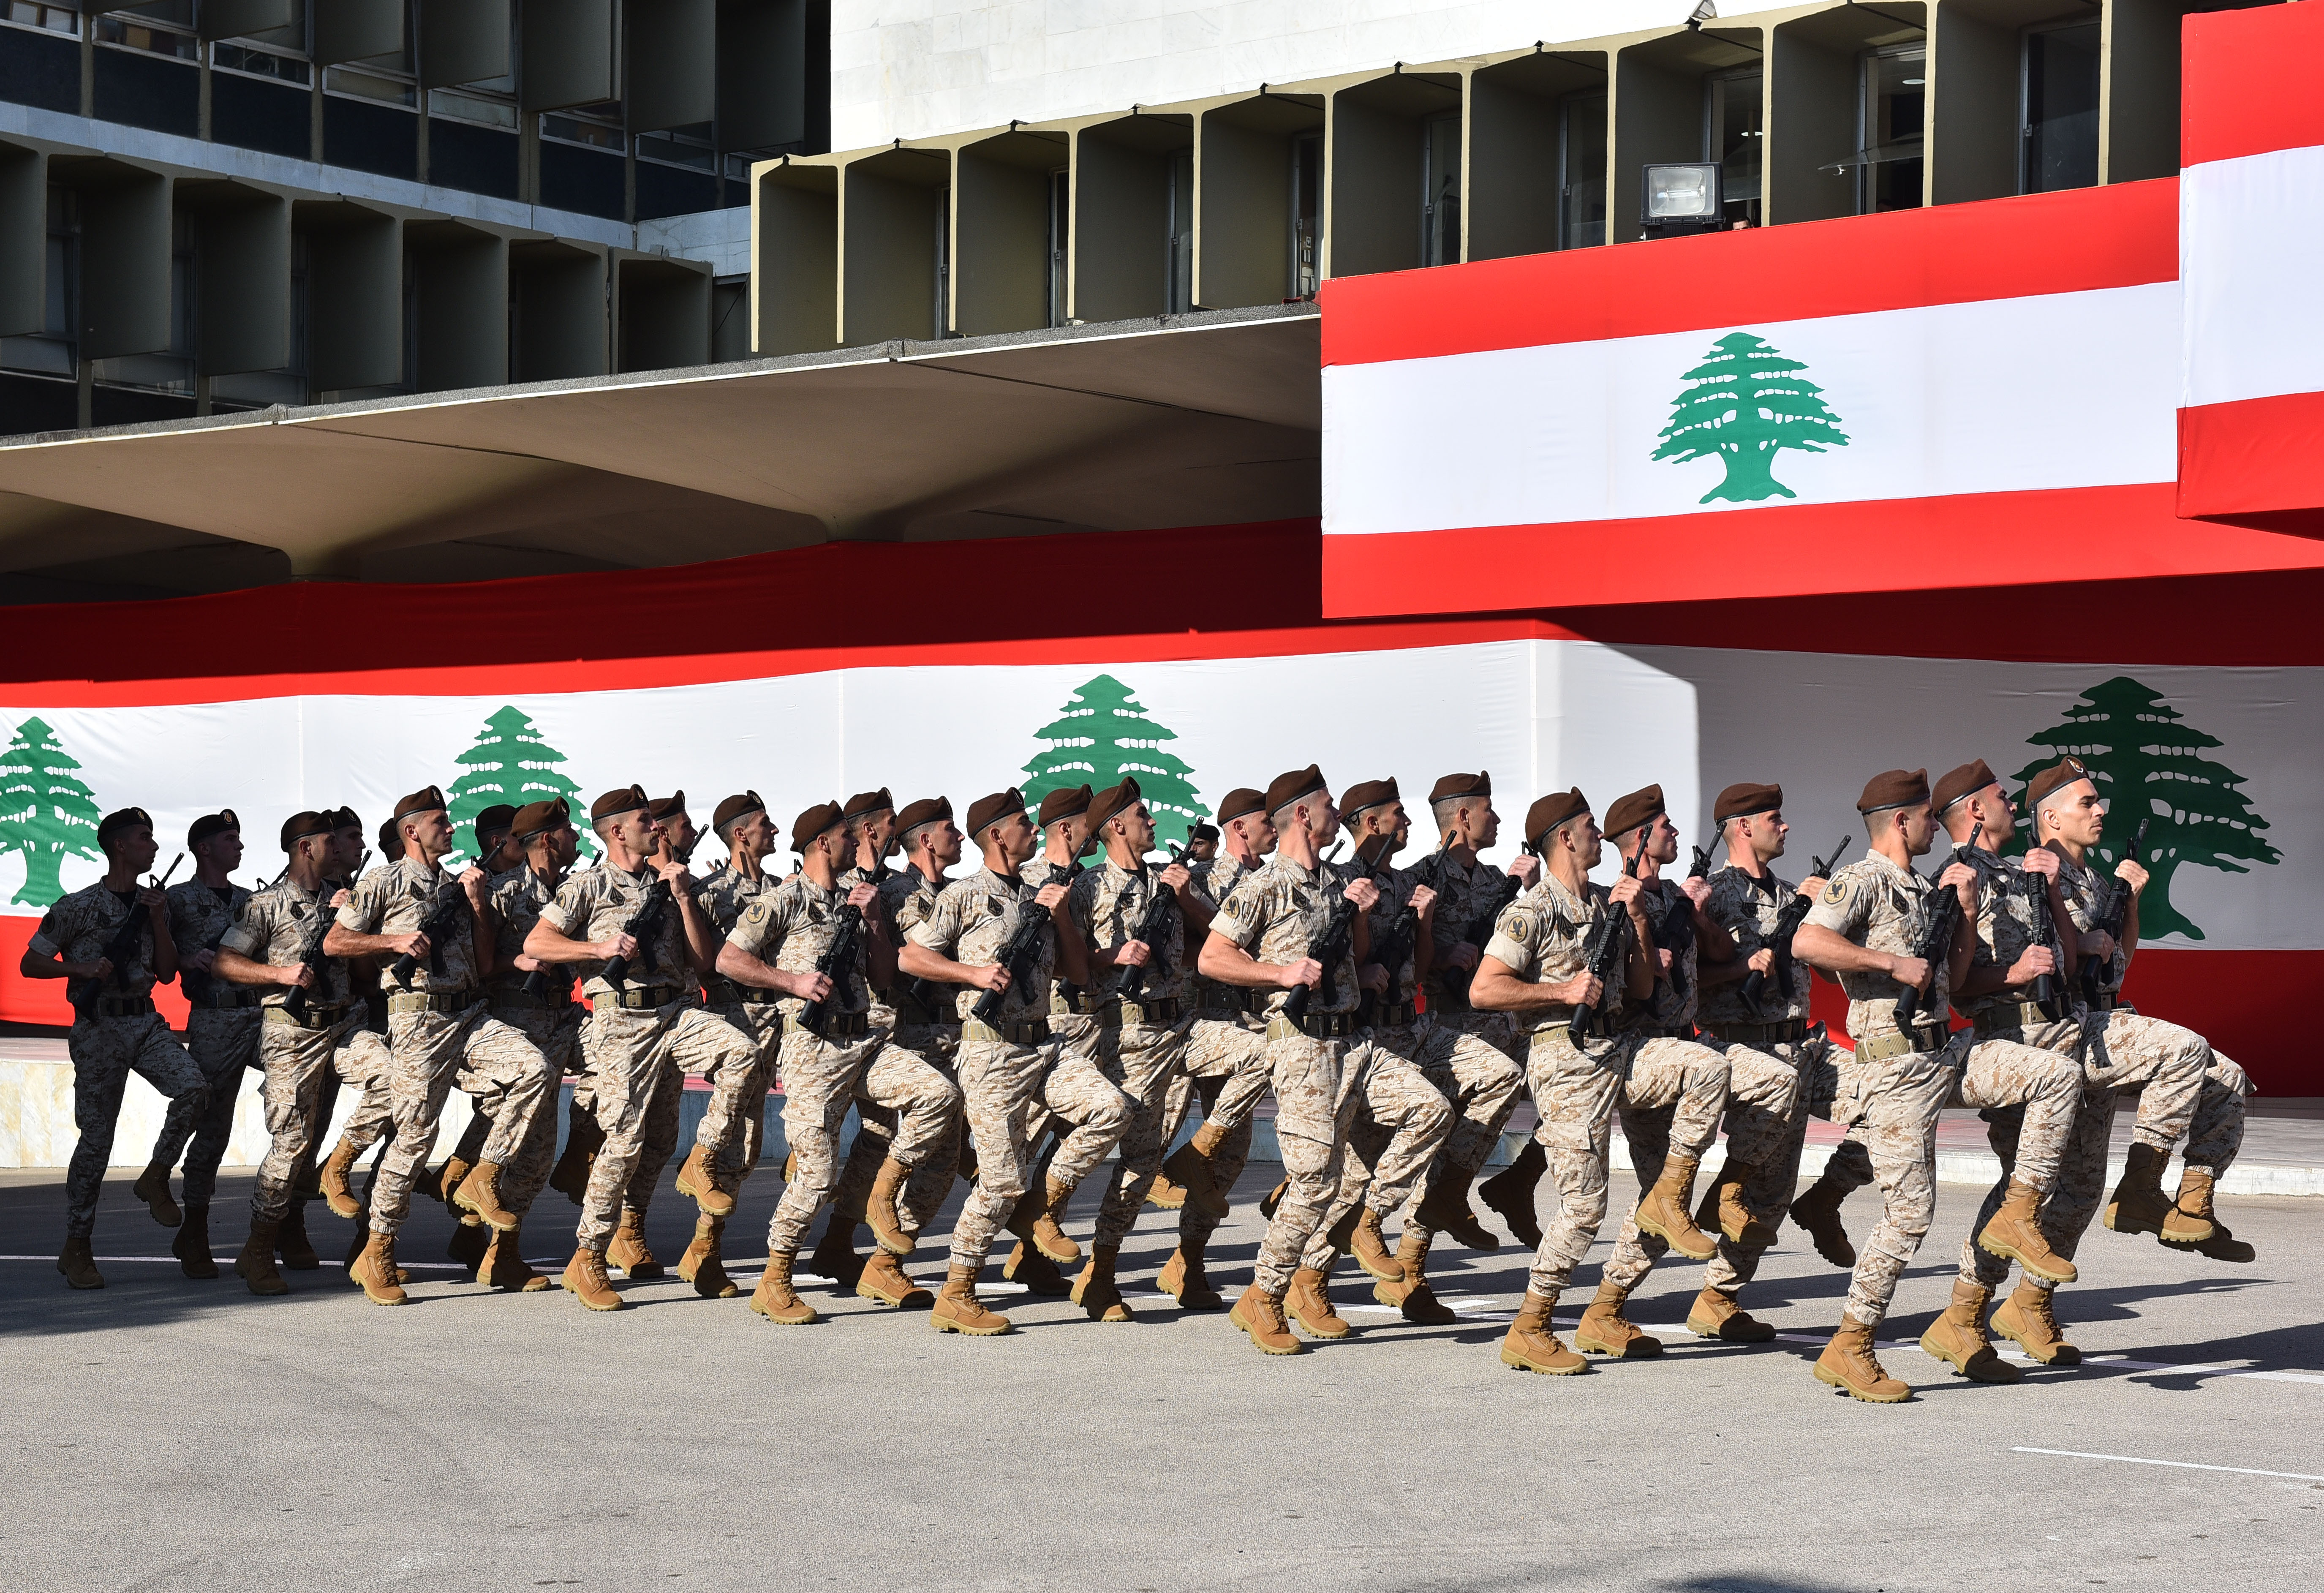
[428, 117, 520, 199]
[91, 384, 197, 426]
[95, 49, 200, 137]
[0, 27, 80, 114]
[636, 158, 716, 221]
[213, 72, 312, 160]
[0, 371, 76, 438]
[2026, 24, 2101, 193]
[324, 95, 419, 181]
[540, 140, 626, 220]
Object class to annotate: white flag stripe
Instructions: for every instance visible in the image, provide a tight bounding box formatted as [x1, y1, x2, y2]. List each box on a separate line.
[1323, 284, 2179, 537]
[2181, 143, 2324, 409]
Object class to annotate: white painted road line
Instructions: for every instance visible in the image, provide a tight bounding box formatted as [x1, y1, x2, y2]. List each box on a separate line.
[2012, 1446, 2324, 1482]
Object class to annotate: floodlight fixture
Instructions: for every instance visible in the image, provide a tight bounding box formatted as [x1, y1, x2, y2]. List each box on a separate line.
[1686, 0, 1717, 30]
[1640, 162, 1724, 238]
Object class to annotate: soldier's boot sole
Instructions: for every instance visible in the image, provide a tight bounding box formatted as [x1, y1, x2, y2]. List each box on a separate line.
[1975, 1230, 2077, 1285]
[1228, 1299, 1304, 1356]
[1144, 1174, 1187, 1211]
[1572, 1326, 1663, 1359]
[1990, 1298, 2082, 1367]
[854, 1255, 934, 1310]
[1686, 1299, 1777, 1343]
[748, 1290, 816, 1325]
[1374, 1278, 1458, 1326]
[1917, 1323, 2022, 1383]
[1499, 1334, 1587, 1375]
[1812, 1359, 1911, 1403]
[930, 1303, 1012, 1336]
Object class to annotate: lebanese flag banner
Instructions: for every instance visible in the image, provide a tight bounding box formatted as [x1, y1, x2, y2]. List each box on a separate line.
[2177, 0, 2324, 536]
[1319, 181, 2196, 618]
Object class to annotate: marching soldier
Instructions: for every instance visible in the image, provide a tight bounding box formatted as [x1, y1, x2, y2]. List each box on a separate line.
[327, 786, 554, 1306]
[472, 804, 521, 874]
[1791, 768, 2083, 1402]
[898, 787, 1126, 1335]
[1183, 824, 1220, 866]
[309, 807, 397, 1239]
[137, 810, 260, 1279]
[525, 785, 754, 1310]
[435, 800, 531, 1262]
[650, 793, 700, 869]
[23, 806, 208, 1289]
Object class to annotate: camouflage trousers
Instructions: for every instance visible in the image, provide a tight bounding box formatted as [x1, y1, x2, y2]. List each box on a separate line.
[477, 1002, 584, 1214]
[1831, 1032, 2081, 1328]
[329, 1022, 396, 1161]
[694, 1001, 784, 1181]
[765, 1021, 887, 1256]
[577, 1001, 752, 1251]
[149, 1005, 261, 1208]
[64, 1013, 207, 1239]
[369, 1004, 552, 1240]
[1086, 1014, 1193, 1250]
[1252, 1026, 1357, 1296]
[251, 1011, 394, 1224]
[1960, 1012, 2247, 1295]
[1400, 1012, 1525, 1233]
[830, 1022, 966, 1239]
[1301, 1037, 1453, 1274]
[1161, 1010, 1272, 1244]
[948, 1032, 1129, 1273]
[1696, 1034, 1874, 1294]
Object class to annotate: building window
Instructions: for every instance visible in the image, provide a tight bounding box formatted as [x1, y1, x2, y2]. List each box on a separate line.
[1421, 110, 1459, 267]
[542, 107, 624, 153]
[1703, 68, 1762, 227]
[2023, 20, 2100, 194]
[1289, 131, 1321, 300]
[214, 42, 308, 84]
[4, 5, 79, 34]
[1560, 89, 1607, 249]
[97, 7, 197, 59]
[1856, 44, 1924, 213]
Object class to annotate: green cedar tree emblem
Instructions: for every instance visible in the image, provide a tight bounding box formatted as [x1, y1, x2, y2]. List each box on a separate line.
[446, 705, 594, 866]
[0, 716, 104, 906]
[2011, 675, 2278, 942]
[1653, 331, 1850, 503]
[1022, 675, 1204, 847]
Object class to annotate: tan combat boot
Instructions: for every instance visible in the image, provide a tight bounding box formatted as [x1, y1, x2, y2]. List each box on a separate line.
[547, 1098, 604, 1205]
[235, 1218, 289, 1296]
[2105, 1141, 2206, 1243]
[56, 1235, 103, 1290]
[1229, 1283, 1303, 1355]
[931, 1264, 1012, 1335]
[1710, 1163, 1777, 1248]
[1687, 1285, 1775, 1343]
[1372, 1227, 1457, 1325]
[1990, 1280, 2080, 1365]
[1499, 1288, 1585, 1375]
[1977, 1180, 2078, 1283]
[1350, 1206, 1403, 1283]
[446, 1216, 490, 1274]
[2167, 1166, 2255, 1262]
[607, 1209, 664, 1279]
[1146, 1172, 1187, 1210]
[1003, 1241, 1072, 1297]
[807, 1216, 865, 1289]
[856, 1250, 934, 1309]
[561, 1246, 622, 1311]
[1635, 1156, 1718, 1261]
[452, 1162, 519, 1231]
[133, 1163, 181, 1228]
[318, 1138, 363, 1219]
[1158, 1244, 1224, 1311]
[676, 1215, 737, 1299]
[1161, 1121, 1233, 1219]
[350, 1231, 408, 1305]
[1814, 1316, 1910, 1402]
[1258, 1178, 1289, 1221]
[171, 1205, 218, 1279]
[864, 1155, 915, 1256]
[480, 1224, 547, 1292]
[749, 1250, 816, 1323]
[1415, 1165, 1500, 1252]
[1028, 1176, 1082, 1266]
[275, 1203, 320, 1270]
[1477, 1141, 1546, 1249]
[1574, 1281, 1663, 1359]
[674, 1146, 737, 1219]
[1786, 1173, 1858, 1267]
[1919, 1278, 2022, 1382]
[1286, 1264, 1352, 1340]
[1071, 1243, 1134, 1323]
[437, 1152, 475, 1212]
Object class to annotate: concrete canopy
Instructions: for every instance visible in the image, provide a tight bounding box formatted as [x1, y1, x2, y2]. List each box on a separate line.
[0, 304, 1319, 598]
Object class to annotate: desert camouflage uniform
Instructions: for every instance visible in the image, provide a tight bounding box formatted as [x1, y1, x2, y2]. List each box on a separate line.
[1023, 854, 1100, 1057]
[149, 878, 261, 1208]
[1160, 853, 1272, 1243]
[220, 877, 394, 1224]
[1696, 865, 1869, 1293]
[33, 884, 208, 1239]
[910, 866, 1127, 1273]
[338, 857, 553, 1241]
[690, 859, 785, 1182]
[1804, 850, 2082, 1327]
[477, 865, 583, 1213]
[1071, 858, 1197, 1248]
[542, 863, 752, 1252]
[1486, 874, 1730, 1299]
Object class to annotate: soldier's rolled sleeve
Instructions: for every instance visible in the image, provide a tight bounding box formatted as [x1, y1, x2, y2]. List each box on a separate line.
[1481, 908, 1540, 976]
[336, 874, 388, 933]
[906, 893, 962, 954]
[1802, 875, 1867, 938]
[1208, 884, 1263, 950]
[217, 898, 272, 959]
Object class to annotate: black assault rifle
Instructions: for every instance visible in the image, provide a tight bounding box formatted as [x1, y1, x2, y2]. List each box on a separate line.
[1568, 834, 1646, 1044]
[389, 874, 477, 990]
[970, 861, 1082, 1029]
[596, 876, 673, 994]
[1892, 822, 1981, 1031]
[281, 850, 366, 1021]
[1739, 834, 1853, 1017]
[1653, 840, 1717, 1000]
[2020, 824, 2066, 1022]
[1354, 837, 1446, 1028]
[75, 853, 183, 1020]
[1443, 862, 1529, 1008]
[2079, 818, 2148, 1007]
[1108, 843, 1192, 1006]
[797, 856, 884, 1039]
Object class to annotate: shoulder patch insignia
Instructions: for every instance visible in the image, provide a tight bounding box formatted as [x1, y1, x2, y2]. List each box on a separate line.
[1499, 908, 1536, 944]
[1821, 880, 1848, 904]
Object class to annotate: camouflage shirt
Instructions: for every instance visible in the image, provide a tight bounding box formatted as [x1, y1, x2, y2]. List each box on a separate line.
[1425, 852, 1517, 1009]
[697, 861, 778, 937]
[1069, 857, 1188, 1004]
[1802, 850, 1951, 1045]
[1185, 854, 1250, 1009]
[1482, 872, 1623, 1037]
[220, 877, 352, 1010]
[31, 880, 163, 1006]
[1628, 876, 1701, 1032]
[726, 872, 872, 1020]
[1208, 853, 1363, 1018]
[879, 863, 944, 941]
[167, 878, 251, 1005]
[337, 856, 483, 995]
[2055, 847, 2129, 996]
[537, 862, 693, 1001]
[911, 866, 1059, 1026]
[1959, 848, 2072, 1038]
[1363, 861, 1431, 1005]
[488, 866, 563, 999]
[1696, 866, 1812, 1026]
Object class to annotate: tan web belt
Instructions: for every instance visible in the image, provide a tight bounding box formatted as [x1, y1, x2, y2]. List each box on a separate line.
[1096, 996, 1182, 1027]
[265, 1002, 350, 1031]
[784, 1010, 869, 1039]
[1855, 1024, 1948, 1062]
[607, 985, 689, 1010]
[386, 989, 480, 1016]
[1707, 1017, 1808, 1045]
[196, 988, 264, 1010]
[964, 1016, 1050, 1046]
[1268, 1010, 1358, 1041]
[1971, 1000, 2056, 1036]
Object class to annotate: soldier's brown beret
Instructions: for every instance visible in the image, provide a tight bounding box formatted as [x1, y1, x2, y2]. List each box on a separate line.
[1087, 777, 1143, 834]
[279, 811, 332, 851]
[1932, 759, 1999, 815]
[966, 788, 1025, 838]
[511, 798, 570, 841]
[2026, 756, 2093, 810]
[895, 796, 952, 835]
[1603, 784, 1665, 841]
[1857, 768, 1930, 814]
[1339, 778, 1400, 828]
[1525, 788, 1589, 844]
[793, 800, 846, 844]
[713, 791, 766, 837]
[1265, 765, 1327, 815]
[1037, 785, 1091, 827]
[329, 806, 362, 833]
[188, 809, 239, 848]
[474, 804, 517, 839]
[1714, 782, 1782, 825]
[1216, 788, 1265, 825]
[590, 785, 649, 823]
[97, 806, 151, 844]
[1427, 771, 1490, 804]
[648, 791, 686, 821]
[841, 787, 895, 822]
[393, 786, 446, 821]
[1190, 823, 1220, 844]
[377, 817, 405, 858]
